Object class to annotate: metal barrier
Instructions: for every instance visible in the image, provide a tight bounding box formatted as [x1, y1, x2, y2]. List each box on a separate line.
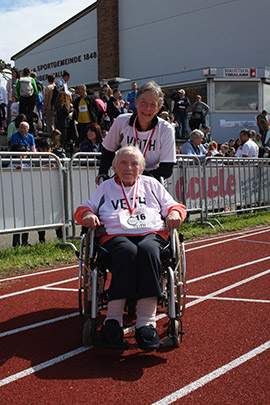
[0, 152, 67, 242]
[1, 151, 269, 246]
[167, 155, 206, 224]
[68, 152, 103, 238]
[203, 156, 270, 221]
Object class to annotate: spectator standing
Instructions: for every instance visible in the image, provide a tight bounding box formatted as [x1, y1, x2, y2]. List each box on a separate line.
[181, 129, 211, 162]
[42, 74, 56, 136]
[36, 84, 44, 129]
[9, 95, 20, 123]
[256, 110, 269, 145]
[0, 80, 8, 132]
[30, 71, 43, 92]
[99, 83, 112, 99]
[28, 111, 40, 137]
[73, 84, 98, 145]
[9, 121, 36, 151]
[127, 82, 138, 112]
[55, 70, 71, 97]
[189, 95, 209, 131]
[54, 91, 72, 149]
[100, 94, 111, 131]
[253, 133, 265, 157]
[107, 89, 123, 125]
[235, 128, 259, 157]
[16, 67, 38, 120]
[171, 89, 190, 139]
[6, 67, 20, 125]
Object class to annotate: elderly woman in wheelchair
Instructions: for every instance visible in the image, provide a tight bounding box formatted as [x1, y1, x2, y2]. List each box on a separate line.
[74, 145, 186, 350]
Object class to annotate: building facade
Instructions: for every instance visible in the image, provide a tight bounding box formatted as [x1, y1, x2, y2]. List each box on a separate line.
[12, 0, 270, 143]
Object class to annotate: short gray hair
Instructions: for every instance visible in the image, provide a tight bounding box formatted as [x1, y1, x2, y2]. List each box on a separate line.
[190, 129, 204, 141]
[136, 81, 164, 107]
[19, 121, 30, 130]
[112, 146, 145, 174]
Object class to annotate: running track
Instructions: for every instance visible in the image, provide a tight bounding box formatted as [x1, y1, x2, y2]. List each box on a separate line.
[1, 227, 269, 404]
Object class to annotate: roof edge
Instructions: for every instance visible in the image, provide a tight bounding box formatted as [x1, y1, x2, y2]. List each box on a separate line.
[11, 2, 97, 61]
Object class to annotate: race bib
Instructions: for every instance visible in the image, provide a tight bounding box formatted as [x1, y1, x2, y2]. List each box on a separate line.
[119, 207, 156, 230]
[79, 104, 88, 112]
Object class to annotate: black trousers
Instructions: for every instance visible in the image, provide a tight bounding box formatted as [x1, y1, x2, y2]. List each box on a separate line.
[19, 95, 36, 120]
[103, 233, 167, 301]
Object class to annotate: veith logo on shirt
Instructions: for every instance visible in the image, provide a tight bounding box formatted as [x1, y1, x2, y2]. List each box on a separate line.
[111, 196, 146, 210]
[126, 136, 156, 151]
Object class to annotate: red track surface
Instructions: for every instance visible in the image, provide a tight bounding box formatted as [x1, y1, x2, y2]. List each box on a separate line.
[1, 227, 270, 404]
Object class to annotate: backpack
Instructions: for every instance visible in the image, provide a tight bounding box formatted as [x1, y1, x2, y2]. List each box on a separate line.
[51, 86, 59, 109]
[19, 77, 34, 97]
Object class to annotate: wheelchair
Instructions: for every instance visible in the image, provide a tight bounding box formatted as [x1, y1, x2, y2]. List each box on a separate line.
[78, 228, 186, 349]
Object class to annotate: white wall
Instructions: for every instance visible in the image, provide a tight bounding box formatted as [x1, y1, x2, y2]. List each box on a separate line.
[15, 11, 98, 87]
[118, 0, 270, 81]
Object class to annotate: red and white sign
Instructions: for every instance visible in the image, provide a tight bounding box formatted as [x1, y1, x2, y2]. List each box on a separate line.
[224, 68, 257, 78]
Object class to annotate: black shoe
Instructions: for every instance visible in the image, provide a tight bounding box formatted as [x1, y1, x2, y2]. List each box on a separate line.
[135, 325, 160, 350]
[99, 319, 128, 350]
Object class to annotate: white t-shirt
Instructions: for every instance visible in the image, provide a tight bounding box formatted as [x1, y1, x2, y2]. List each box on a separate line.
[240, 139, 259, 157]
[10, 102, 19, 121]
[81, 175, 180, 236]
[102, 114, 176, 170]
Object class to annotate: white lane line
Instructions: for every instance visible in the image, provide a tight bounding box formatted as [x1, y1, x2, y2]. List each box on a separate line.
[233, 239, 270, 245]
[184, 226, 270, 246]
[187, 256, 270, 284]
[186, 228, 270, 252]
[151, 340, 270, 405]
[188, 269, 270, 308]
[0, 346, 89, 388]
[187, 295, 270, 304]
[0, 277, 78, 300]
[1, 269, 269, 386]
[0, 265, 78, 283]
[42, 287, 78, 292]
[0, 312, 79, 338]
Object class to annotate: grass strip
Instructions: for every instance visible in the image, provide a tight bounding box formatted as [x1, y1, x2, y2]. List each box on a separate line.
[0, 210, 269, 278]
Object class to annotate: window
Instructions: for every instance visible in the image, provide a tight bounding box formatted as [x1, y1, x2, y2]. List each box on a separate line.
[215, 82, 258, 111]
[164, 82, 207, 113]
[263, 83, 270, 112]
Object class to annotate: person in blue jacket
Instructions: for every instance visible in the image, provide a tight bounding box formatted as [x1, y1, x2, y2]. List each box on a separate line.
[181, 129, 211, 162]
[9, 121, 36, 151]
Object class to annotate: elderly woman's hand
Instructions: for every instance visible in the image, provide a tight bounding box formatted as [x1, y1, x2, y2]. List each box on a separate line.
[166, 210, 182, 230]
[82, 212, 100, 229]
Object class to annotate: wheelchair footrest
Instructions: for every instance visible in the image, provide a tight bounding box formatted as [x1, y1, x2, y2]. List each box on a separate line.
[160, 334, 180, 348]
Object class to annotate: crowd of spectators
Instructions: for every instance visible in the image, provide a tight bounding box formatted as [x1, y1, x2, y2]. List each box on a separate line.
[2, 69, 270, 248]
[1, 66, 270, 160]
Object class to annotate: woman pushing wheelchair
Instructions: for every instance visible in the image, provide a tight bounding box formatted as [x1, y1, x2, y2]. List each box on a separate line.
[74, 146, 186, 350]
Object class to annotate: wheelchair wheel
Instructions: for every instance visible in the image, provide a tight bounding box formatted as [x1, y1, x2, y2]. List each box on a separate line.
[82, 318, 96, 346]
[78, 230, 92, 316]
[173, 231, 186, 318]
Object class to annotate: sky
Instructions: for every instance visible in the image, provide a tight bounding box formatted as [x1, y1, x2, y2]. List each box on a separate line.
[0, 0, 96, 84]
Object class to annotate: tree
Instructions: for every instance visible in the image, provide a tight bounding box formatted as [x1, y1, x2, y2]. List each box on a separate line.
[0, 59, 12, 81]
